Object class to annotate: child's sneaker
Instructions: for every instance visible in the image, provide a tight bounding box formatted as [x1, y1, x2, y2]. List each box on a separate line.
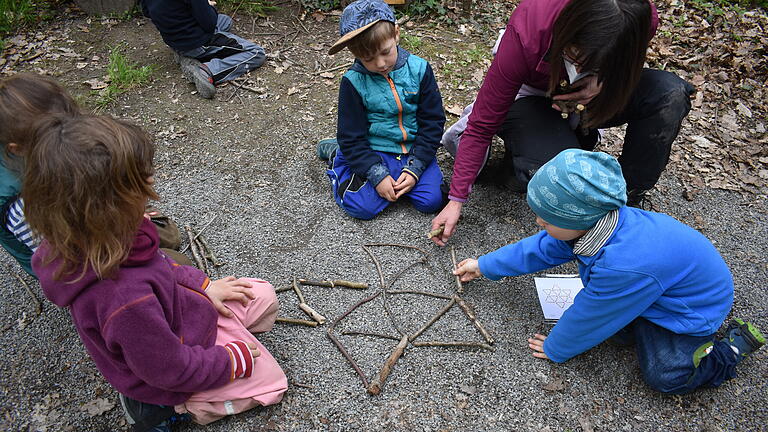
[119, 393, 188, 432]
[725, 318, 765, 361]
[317, 138, 339, 160]
[180, 58, 216, 99]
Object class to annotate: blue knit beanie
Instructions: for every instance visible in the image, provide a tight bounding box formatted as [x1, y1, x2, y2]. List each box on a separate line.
[526, 149, 627, 230]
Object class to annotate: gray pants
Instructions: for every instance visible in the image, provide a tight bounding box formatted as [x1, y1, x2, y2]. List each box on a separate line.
[178, 14, 266, 84]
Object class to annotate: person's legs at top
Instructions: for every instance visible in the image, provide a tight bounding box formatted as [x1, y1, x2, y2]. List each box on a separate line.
[496, 96, 582, 191]
[631, 317, 763, 394]
[325, 148, 390, 220]
[600, 69, 694, 205]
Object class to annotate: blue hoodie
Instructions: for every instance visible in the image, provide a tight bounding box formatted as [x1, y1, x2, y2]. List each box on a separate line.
[478, 206, 733, 363]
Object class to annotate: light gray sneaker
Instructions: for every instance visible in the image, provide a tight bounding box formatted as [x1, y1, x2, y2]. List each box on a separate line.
[179, 57, 216, 99]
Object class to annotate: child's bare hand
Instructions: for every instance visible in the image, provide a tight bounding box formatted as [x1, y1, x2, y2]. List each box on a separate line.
[393, 172, 416, 199]
[375, 176, 397, 202]
[247, 341, 261, 358]
[453, 258, 482, 282]
[527, 333, 550, 360]
[206, 276, 256, 317]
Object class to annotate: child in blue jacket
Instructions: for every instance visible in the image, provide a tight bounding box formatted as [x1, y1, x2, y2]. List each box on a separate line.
[454, 149, 764, 394]
[316, 0, 446, 220]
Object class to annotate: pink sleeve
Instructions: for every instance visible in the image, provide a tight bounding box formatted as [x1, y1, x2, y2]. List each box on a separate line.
[448, 26, 531, 201]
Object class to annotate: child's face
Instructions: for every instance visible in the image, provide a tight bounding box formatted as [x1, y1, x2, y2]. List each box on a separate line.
[535, 216, 587, 241]
[359, 29, 400, 77]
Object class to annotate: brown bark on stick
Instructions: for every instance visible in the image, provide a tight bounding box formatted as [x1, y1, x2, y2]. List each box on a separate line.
[362, 246, 405, 336]
[184, 225, 206, 271]
[367, 334, 409, 395]
[450, 245, 464, 294]
[275, 286, 293, 293]
[299, 303, 327, 324]
[427, 225, 444, 239]
[291, 277, 306, 304]
[180, 215, 218, 253]
[342, 331, 400, 341]
[386, 290, 452, 300]
[298, 279, 369, 289]
[409, 297, 456, 342]
[276, 317, 318, 327]
[197, 234, 225, 267]
[193, 236, 209, 274]
[413, 341, 494, 351]
[454, 295, 494, 344]
[327, 291, 382, 388]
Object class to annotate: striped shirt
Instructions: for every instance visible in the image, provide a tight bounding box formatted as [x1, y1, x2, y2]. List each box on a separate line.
[6, 198, 39, 251]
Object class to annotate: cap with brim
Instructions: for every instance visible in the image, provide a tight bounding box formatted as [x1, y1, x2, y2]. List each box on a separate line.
[328, 0, 396, 55]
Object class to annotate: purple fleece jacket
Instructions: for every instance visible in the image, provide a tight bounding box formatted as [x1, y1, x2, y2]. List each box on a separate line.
[34, 218, 233, 405]
[448, 0, 658, 202]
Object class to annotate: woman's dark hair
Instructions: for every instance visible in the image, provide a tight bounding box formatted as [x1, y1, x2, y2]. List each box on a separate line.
[549, 0, 652, 127]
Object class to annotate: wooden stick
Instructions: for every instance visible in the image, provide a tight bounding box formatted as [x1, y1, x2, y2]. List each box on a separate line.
[276, 317, 318, 327]
[362, 246, 404, 336]
[327, 331, 369, 388]
[13, 273, 41, 315]
[298, 279, 369, 289]
[197, 234, 225, 267]
[313, 62, 353, 75]
[299, 303, 327, 324]
[367, 334, 409, 395]
[180, 215, 219, 253]
[386, 290, 452, 300]
[409, 298, 456, 342]
[427, 225, 444, 239]
[454, 295, 494, 345]
[413, 341, 494, 351]
[193, 235, 209, 274]
[275, 286, 293, 293]
[450, 245, 464, 294]
[291, 277, 306, 304]
[341, 331, 400, 341]
[184, 225, 206, 271]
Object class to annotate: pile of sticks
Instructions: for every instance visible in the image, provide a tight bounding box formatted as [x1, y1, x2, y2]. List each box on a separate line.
[182, 216, 224, 275]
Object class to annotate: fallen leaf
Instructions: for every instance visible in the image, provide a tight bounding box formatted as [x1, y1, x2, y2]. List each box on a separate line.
[459, 384, 477, 395]
[446, 104, 464, 116]
[320, 72, 335, 79]
[542, 377, 565, 391]
[81, 398, 114, 417]
[274, 66, 284, 74]
[83, 78, 108, 90]
[287, 86, 298, 95]
[311, 11, 325, 22]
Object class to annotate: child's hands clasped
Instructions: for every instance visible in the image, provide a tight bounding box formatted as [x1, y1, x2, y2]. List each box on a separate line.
[527, 333, 550, 360]
[375, 176, 398, 202]
[393, 172, 416, 199]
[206, 276, 256, 317]
[453, 258, 483, 282]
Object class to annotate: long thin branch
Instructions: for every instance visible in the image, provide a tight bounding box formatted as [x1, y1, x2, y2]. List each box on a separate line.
[291, 277, 306, 304]
[454, 295, 495, 345]
[313, 62, 353, 75]
[184, 225, 206, 271]
[299, 279, 369, 290]
[450, 246, 464, 294]
[13, 272, 41, 315]
[409, 298, 456, 342]
[362, 246, 404, 336]
[276, 317, 318, 327]
[367, 334, 409, 395]
[180, 215, 219, 253]
[341, 331, 400, 341]
[386, 290, 452, 300]
[413, 341, 494, 351]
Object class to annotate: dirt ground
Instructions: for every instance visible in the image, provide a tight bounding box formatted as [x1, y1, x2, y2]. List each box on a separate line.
[0, 2, 766, 431]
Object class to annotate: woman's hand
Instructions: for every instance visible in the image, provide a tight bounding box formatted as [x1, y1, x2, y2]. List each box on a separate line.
[551, 74, 602, 109]
[453, 258, 483, 282]
[527, 333, 550, 360]
[206, 276, 256, 317]
[430, 200, 463, 246]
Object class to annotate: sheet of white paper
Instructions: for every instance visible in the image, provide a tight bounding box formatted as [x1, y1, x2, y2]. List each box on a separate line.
[534, 277, 584, 320]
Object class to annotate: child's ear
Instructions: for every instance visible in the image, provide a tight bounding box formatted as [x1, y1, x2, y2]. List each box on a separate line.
[6, 142, 22, 156]
[394, 24, 401, 44]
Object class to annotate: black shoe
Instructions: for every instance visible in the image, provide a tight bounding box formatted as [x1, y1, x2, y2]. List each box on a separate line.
[627, 189, 653, 210]
[119, 393, 179, 432]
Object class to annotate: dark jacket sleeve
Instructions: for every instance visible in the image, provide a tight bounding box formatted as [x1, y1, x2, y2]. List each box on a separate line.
[190, 0, 218, 34]
[403, 62, 445, 180]
[337, 76, 389, 186]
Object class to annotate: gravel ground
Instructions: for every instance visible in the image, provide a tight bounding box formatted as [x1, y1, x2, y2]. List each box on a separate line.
[0, 6, 766, 432]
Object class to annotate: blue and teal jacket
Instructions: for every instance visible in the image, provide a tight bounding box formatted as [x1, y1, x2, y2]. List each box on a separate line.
[477, 206, 734, 363]
[337, 47, 445, 186]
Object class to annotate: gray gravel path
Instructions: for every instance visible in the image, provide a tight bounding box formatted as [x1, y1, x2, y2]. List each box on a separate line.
[0, 10, 766, 432]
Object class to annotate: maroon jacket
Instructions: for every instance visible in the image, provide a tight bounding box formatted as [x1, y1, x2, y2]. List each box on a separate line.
[449, 0, 658, 202]
[34, 218, 233, 405]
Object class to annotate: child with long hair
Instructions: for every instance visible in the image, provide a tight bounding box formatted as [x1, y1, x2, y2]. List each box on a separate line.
[0, 73, 80, 276]
[24, 114, 287, 430]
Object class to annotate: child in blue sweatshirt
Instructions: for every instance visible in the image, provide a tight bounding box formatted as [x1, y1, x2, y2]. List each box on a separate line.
[316, 0, 446, 220]
[454, 149, 764, 394]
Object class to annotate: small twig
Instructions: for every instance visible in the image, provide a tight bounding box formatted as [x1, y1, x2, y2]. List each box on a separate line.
[454, 295, 494, 345]
[313, 62, 353, 75]
[13, 273, 41, 316]
[276, 317, 318, 327]
[292, 381, 316, 389]
[409, 298, 456, 342]
[20, 51, 44, 63]
[386, 290, 452, 300]
[413, 341, 494, 351]
[450, 246, 464, 294]
[193, 235, 209, 274]
[327, 331, 369, 388]
[294, 17, 309, 34]
[299, 303, 327, 324]
[292, 277, 306, 304]
[180, 215, 219, 253]
[362, 246, 404, 336]
[275, 286, 293, 293]
[299, 279, 369, 289]
[341, 331, 400, 341]
[427, 226, 444, 239]
[184, 225, 206, 271]
[252, 32, 284, 36]
[367, 334, 409, 395]
[197, 234, 225, 267]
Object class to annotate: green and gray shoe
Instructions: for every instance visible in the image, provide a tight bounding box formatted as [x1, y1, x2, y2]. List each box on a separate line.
[725, 318, 765, 361]
[316, 138, 339, 160]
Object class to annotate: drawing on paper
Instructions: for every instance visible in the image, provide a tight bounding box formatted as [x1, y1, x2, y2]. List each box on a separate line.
[543, 284, 574, 308]
[534, 276, 584, 321]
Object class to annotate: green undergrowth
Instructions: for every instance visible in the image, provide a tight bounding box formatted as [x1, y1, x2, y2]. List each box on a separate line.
[0, 0, 60, 37]
[215, 0, 278, 17]
[95, 44, 153, 108]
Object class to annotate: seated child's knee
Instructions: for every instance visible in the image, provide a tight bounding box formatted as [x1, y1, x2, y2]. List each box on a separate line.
[344, 204, 380, 221]
[641, 366, 693, 395]
[412, 192, 445, 214]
